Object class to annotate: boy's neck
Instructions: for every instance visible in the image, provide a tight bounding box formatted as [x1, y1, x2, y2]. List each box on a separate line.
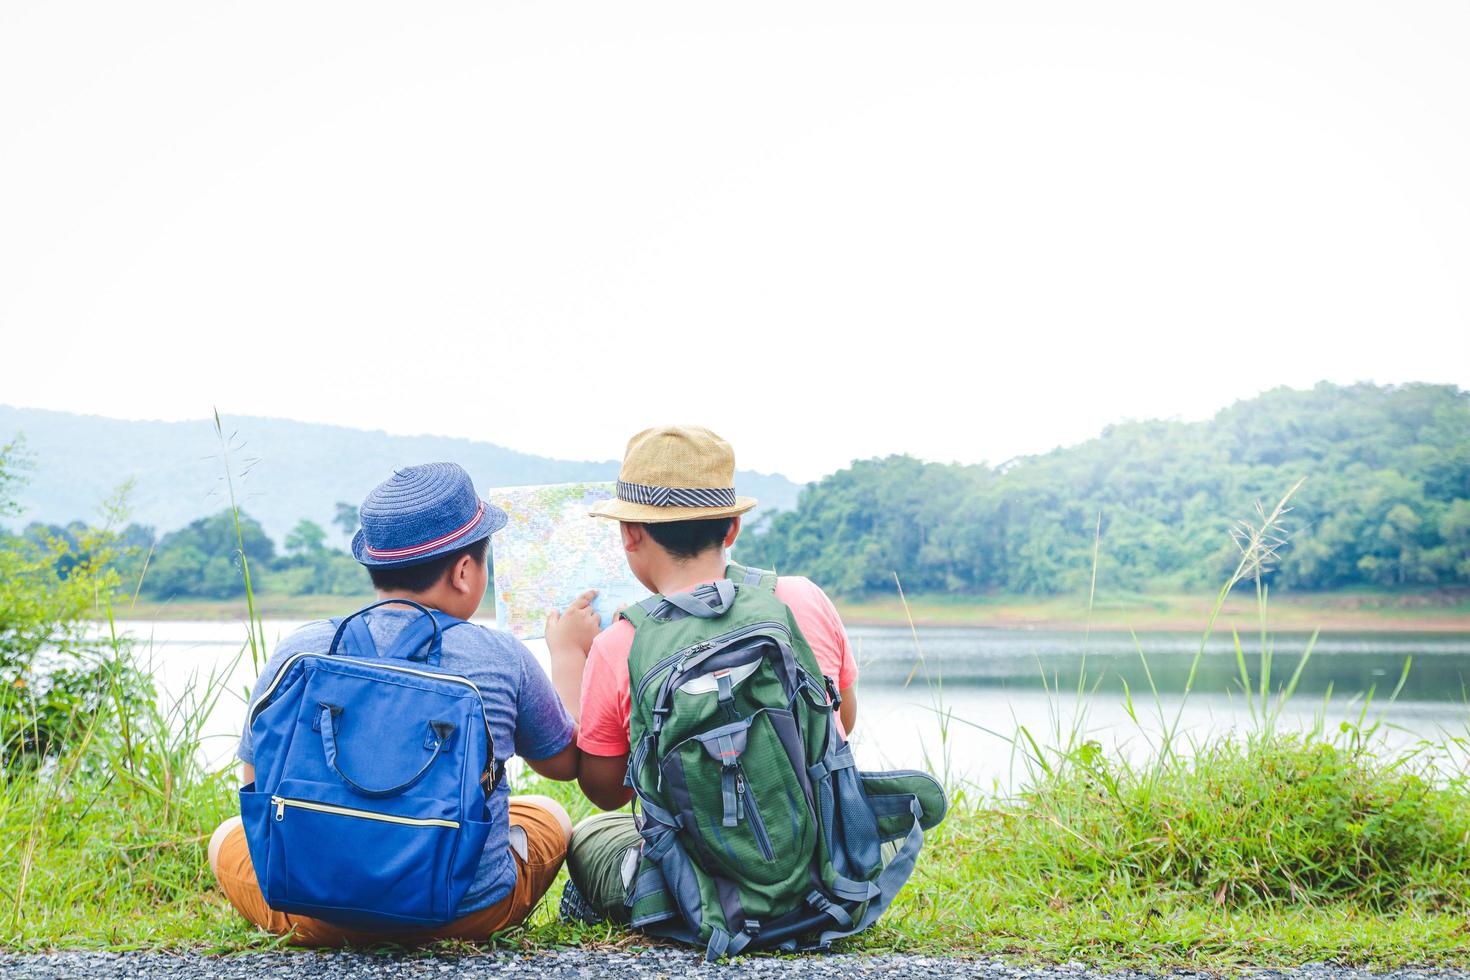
[650, 550, 728, 596]
[373, 586, 473, 621]
[374, 589, 443, 612]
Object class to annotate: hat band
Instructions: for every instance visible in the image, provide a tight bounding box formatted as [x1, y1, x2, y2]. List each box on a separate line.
[617, 481, 736, 509]
[362, 501, 486, 560]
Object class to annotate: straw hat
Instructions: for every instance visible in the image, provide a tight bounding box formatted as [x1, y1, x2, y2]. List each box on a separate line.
[589, 426, 758, 524]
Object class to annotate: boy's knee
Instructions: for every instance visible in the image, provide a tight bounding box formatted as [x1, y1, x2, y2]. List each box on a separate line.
[511, 794, 573, 844]
[208, 815, 243, 876]
[572, 810, 626, 837]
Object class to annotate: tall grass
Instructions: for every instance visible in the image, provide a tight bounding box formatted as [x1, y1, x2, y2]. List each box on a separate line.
[212, 410, 267, 673]
[4, 469, 1470, 965]
[1, 602, 252, 948]
[908, 482, 1470, 919]
[0, 424, 276, 949]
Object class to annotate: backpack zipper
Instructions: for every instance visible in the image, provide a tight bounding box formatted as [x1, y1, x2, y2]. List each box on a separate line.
[736, 768, 775, 861]
[634, 620, 792, 707]
[270, 795, 460, 829]
[247, 653, 495, 777]
[251, 653, 483, 723]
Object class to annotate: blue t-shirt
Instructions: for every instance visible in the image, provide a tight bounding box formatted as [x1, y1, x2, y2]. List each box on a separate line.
[236, 607, 575, 915]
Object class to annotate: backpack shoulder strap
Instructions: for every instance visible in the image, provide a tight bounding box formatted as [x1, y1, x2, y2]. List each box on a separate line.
[328, 600, 467, 668]
[726, 562, 778, 593]
[622, 579, 738, 629]
[338, 613, 381, 659]
[621, 594, 662, 630]
[384, 609, 468, 666]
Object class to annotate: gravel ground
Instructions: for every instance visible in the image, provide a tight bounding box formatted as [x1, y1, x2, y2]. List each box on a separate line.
[1, 952, 1466, 980]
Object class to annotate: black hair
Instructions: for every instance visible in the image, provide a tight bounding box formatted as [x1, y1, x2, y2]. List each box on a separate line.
[642, 518, 734, 561]
[367, 536, 490, 593]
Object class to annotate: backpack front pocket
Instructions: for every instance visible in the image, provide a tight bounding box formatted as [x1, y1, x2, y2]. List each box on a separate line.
[660, 709, 813, 887]
[262, 778, 465, 926]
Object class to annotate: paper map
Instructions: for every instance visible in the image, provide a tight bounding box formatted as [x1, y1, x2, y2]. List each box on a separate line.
[486, 482, 646, 640]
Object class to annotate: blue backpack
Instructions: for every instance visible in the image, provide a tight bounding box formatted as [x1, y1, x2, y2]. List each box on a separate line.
[240, 599, 502, 927]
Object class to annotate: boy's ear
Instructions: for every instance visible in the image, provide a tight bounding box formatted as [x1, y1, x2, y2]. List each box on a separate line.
[724, 516, 741, 549]
[449, 554, 475, 593]
[619, 521, 646, 553]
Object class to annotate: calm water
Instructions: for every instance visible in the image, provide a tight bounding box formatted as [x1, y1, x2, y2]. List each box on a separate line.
[112, 619, 1470, 793]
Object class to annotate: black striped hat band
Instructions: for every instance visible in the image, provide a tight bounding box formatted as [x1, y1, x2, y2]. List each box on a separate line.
[616, 481, 737, 508]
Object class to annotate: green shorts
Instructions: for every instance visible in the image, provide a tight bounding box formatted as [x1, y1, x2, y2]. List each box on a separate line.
[566, 811, 642, 924]
[567, 811, 908, 927]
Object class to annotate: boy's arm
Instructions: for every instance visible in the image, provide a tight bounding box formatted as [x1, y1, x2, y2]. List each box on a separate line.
[526, 740, 579, 781]
[546, 590, 601, 722]
[511, 632, 582, 782]
[573, 624, 637, 810]
[811, 579, 859, 734]
[579, 751, 633, 810]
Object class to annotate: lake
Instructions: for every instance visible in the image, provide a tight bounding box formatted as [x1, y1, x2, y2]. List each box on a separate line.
[114, 619, 1470, 793]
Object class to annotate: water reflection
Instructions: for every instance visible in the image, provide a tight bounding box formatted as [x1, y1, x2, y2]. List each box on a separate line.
[110, 620, 1470, 793]
[852, 627, 1470, 701]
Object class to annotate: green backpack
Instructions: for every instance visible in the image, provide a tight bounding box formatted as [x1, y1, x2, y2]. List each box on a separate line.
[621, 564, 947, 961]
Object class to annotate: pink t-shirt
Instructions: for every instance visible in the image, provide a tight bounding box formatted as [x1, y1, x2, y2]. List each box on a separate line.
[578, 576, 859, 757]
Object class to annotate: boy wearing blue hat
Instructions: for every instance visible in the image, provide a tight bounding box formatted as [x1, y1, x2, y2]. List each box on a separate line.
[208, 462, 593, 945]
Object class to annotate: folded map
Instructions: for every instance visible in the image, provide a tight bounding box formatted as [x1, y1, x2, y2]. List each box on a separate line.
[486, 482, 647, 640]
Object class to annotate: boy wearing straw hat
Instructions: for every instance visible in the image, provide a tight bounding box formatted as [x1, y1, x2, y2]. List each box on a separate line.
[209, 462, 590, 945]
[543, 426, 860, 925]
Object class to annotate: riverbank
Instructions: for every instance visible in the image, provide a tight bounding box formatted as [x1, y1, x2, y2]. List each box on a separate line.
[840, 587, 1470, 633]
[8, 733, 1470, 968]
[114, 587, 1470, 633]
[14, 574, 1470, 967]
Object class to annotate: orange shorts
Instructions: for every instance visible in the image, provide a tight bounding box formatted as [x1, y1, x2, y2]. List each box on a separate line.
[212, 799, 567, 946]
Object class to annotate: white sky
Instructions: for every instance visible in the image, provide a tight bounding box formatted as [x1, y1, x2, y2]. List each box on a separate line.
[1, 1, 1466, 482]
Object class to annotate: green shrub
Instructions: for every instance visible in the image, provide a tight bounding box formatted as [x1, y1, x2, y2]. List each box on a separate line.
[1007, 730, 1470, 910]
[0, 440, 145, 766]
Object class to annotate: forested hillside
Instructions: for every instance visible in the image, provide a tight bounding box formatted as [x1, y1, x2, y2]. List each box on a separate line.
[737, 383, 1470, 596]
[0, 407, 802, 540]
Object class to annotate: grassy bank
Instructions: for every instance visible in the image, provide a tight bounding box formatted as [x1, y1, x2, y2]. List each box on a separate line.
[8, 486, 1470, 967]
[7, 709, 1470, 967]
[119, 592, 377, 623]
[116, 586, 1470, 633]
[839, 586, 1470, 633]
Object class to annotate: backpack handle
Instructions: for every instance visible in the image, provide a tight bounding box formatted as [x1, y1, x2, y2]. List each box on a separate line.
[317, 703, 455, 799]
[660, 579, 736, 619]
[328, 599, 449, 667]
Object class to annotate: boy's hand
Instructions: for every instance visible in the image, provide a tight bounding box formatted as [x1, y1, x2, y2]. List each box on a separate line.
[546, 590, 599, 723]
[546, 590, 601, 656]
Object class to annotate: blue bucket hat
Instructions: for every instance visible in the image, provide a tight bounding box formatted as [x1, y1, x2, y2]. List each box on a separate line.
[351, 462, 507, 568]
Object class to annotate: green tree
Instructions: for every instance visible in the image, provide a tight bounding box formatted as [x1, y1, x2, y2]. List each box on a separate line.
[140, 510, 276, 600]
[285, 519, 328, 559]
[742, 383, 1470, 597]
[1441, 499, 1470, 580]
[1, 438, 142, 763]
[333, 501, 359, 543]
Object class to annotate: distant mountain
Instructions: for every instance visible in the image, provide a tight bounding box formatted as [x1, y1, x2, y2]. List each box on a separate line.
[0, 406, 804, 542]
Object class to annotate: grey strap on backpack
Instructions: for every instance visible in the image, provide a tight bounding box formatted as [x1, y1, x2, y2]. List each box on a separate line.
[815, 798, 925, 947]
[636, 579, 737, 622]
